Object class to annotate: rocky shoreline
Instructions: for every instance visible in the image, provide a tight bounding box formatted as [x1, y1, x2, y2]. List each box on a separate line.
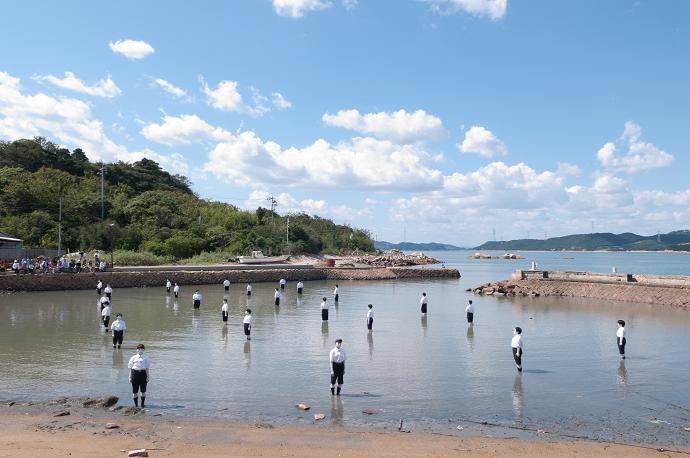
[471, 270, 690, 309]
[0, 266, 460, 292]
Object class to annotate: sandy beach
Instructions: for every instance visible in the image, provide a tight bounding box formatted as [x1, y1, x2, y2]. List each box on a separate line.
[0, 403, 683, 457]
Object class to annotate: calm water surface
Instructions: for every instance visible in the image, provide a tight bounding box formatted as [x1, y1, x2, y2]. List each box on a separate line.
[1, 250, 689, 445]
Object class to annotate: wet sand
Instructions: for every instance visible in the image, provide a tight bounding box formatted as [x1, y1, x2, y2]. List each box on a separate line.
[0, 403, 685, 457]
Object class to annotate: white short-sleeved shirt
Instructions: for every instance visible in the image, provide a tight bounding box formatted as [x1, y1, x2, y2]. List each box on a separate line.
[329, 347, 346, 363]
[223, 280, 230, 287]
[511, 334, 523, 349]
[297, 282, 304, 288]
[247, 285, 252, 292]
[321, 300, 329, 310]
[111, 319, 126, 331]
[616, 327, 625, 339]
[333, 287, 339, 295]
[367, 309, 374, 319]
[243, 314, 253, 325]
[101, 306, 111, 317]
[128, 353, 150, 371]
[193, 292, 202, 301]
[174, 285, 180, 292]
[104, 286, 112, 293]
[221, 303, 228, 313]
[274, 291, 280, 299]
[420, 296, 427, 304]
[280, 279, 286, 285]
[466, 303, 474, 313]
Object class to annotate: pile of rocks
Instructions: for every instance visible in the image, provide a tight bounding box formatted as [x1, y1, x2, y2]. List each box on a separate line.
[469, 281, 539, 297]
[351, 250, 440, 267]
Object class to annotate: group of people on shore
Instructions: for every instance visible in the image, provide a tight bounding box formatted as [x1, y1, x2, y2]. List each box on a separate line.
[95, 278, 629, 407]
[7, 251, 108, 275]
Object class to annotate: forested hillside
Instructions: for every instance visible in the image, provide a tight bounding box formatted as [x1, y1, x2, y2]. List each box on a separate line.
[0, 138, 374, 261]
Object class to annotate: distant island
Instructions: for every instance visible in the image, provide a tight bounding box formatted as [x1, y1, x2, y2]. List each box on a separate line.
[375, 241, 467, 251]
[475, 231, 690, 252]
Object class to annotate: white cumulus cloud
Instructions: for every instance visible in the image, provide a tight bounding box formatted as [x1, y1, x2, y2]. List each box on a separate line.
[458, 125, 507, 157]
[152, 78, 189, 100]
[203, 131, 443, 191]
[272, 92, 292, 109]
[322, 109, 445, 143]
[426, 0, 508, 20]
[273, 0, 332, 18]
[200, 78, 272, 117]
[109, 39, 155, 60]
[0, 71, 187, 175]
[597, 121, 673, 173]
[32, 72, 121, 98]
[140, 114, 232, 146]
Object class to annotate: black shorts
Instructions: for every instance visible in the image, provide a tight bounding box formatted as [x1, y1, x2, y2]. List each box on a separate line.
[322, 309, 329, 321]
[131, 369, 147, 394]
[467, 312, 474, 323]
[244, 323, 251, 335]
[222, 311, 228, 322]
[331, 362, 345, 385]
[193, 299, 200, 309]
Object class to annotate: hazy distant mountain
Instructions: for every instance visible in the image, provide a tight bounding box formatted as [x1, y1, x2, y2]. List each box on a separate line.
[375, 241, 467, 251]
[474, 230, 690, 251]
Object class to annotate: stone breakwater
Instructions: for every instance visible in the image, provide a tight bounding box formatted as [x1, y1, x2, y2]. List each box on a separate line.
[0, 267, 460, 292]
[471, 270, 690, 309]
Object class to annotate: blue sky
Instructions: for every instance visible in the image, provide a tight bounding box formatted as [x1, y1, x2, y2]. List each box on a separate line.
[1, 0, 689, 245]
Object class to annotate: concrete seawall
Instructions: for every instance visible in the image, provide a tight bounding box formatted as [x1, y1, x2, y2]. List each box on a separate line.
[473, 270, 690, 309]
[0, 267, 460, 292]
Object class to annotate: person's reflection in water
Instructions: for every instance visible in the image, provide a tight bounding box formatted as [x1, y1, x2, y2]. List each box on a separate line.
[421, 315, 428, 336]
[222, 323, 228, 344]
[296, 297, 302, 308]
[112, 346, 124, 369]
[617, 359, 628, 397]
[330, 396, 344, 425]
[243, 340, 251, 369]
[165, 295, 170, 308]
[367, 330, 374, 360]
[512, 373, 524, 425]
[321, 321, 329, 345]
[466, 326, 474, 353]
[192, 310, 200, 332]
[173, 300, 179, 314]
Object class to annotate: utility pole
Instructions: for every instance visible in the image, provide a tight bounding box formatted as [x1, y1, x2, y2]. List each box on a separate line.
[266, 194, 278, 226]
[98, 166, 107, 220]
[58, 196, 62, 255]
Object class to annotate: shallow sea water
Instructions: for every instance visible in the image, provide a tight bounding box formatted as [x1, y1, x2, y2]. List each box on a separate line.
[1, 250, 689, 445]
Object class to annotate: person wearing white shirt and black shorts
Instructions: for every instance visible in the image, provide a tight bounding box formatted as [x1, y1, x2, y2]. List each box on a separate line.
[192, 290, 202, 309]
[104, 284, 112, 299]
[511, 327, 523, 372]
[173, 283, 180, 298]
[100, 294, 110, 311]
[321, 297, 329, 321]
[223, 279, 230, 292]
[297, 280, 304, 294]
[243, 309, 252, 340]
[246, 283, 252, 296]
[127, 344, 150, 407]
[111, 313, 126, 348]
[465, 300, 474, 325]
[366, 304, 374, 330]
[616, 320, 626, 359]
[274, 288, 280, 306]
[279, 278, 286, 290]
[101, 304, 112, 329]
[96, 280, 103, 296]
[329, 339, 346, 395]
[420, 292, 428, 314]
[166, 279, 171, 293]
[333, 285, 339, 302]
[221, 298, 229, 324]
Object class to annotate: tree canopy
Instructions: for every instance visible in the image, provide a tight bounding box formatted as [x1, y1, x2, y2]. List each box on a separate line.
[0, 137, 374, 258]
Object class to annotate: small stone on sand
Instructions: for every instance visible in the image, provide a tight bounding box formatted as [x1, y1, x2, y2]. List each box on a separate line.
[128, 449, 148, 457]
[296, 403, 310, 411]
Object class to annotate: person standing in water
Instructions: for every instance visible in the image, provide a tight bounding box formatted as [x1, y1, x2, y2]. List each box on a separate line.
[246, 282, 252, 296]
[274, 288, 280, 306]
[465, 300, 475, 325]
[243, 309, 252, 340]
[420, 292, 428, 314]
[616, 320, 626, 359]
[96, 280, 103, 295]
[223, 279, 230, 292]
[333, 285, 339, 302]
[297, 280, 304, 294]
[173, 282, 180, 298]
[101, 303, 112, 329]
[321, 297, 329, 321]
[100, 294, 110, 311]
[111, 313, 126, 349]
[127, 344, 150, 407]
[104, 283, 113, 300]
[279, 278, 286, 290]
[329, 339, 346, 395]
[192, 290, 202, 309]
[166, 279, 171, 293]
[366, 304, 374, 331]
[511, 327, 523, 372]
[221, 298, 229, 324]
